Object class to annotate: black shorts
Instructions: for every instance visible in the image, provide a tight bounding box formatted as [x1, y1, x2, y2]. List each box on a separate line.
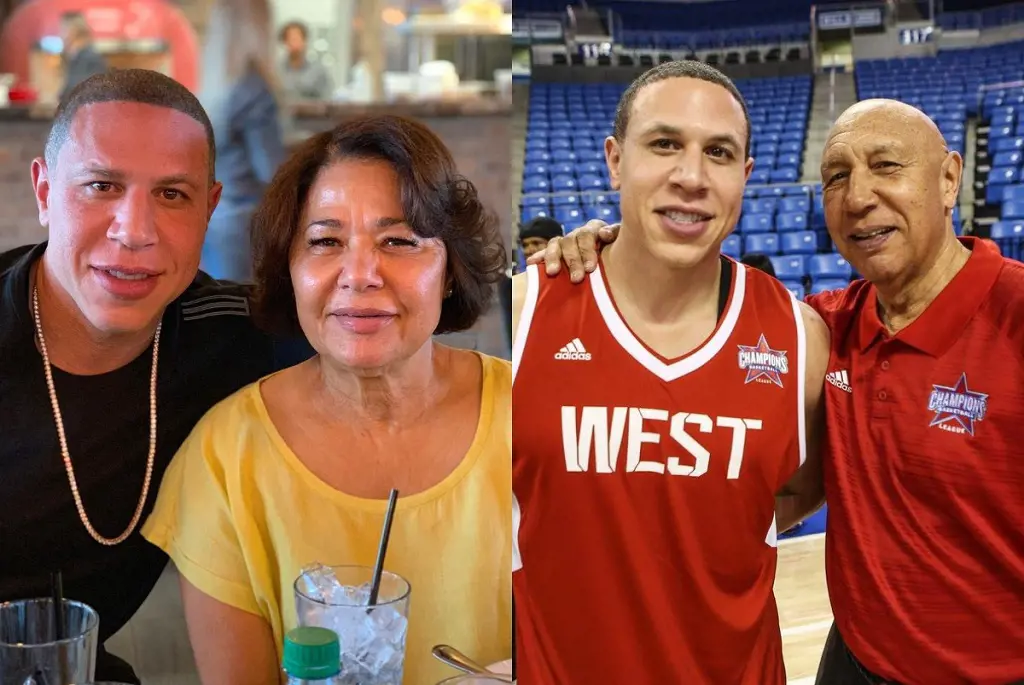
[815, 623, 1024, 685]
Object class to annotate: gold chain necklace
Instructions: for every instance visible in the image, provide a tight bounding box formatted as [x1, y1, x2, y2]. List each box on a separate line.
[31, 286, 160, 546]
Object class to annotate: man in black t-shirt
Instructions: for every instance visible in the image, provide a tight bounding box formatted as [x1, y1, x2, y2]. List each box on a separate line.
[0, 70, 309, 683]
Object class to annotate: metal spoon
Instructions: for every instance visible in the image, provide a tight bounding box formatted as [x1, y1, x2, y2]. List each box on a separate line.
[431, 644, 514, 683]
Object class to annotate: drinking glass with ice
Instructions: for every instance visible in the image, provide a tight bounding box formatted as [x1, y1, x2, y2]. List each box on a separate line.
[295, 564, 411, 685]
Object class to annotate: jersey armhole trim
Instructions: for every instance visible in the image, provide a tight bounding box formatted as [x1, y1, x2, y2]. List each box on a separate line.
[789, 291, 808, 467]
[511, 264, 540, 386]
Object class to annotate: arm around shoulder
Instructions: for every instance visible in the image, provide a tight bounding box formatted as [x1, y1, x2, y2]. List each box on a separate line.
[775, 301, 830, 532]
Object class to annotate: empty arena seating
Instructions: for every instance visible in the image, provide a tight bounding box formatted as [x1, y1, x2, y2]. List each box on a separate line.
[939, 3, 1024, 31]
[621, 23, 809, 51]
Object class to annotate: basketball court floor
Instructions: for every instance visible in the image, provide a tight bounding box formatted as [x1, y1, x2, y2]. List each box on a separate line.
[776, 532, 830, 684]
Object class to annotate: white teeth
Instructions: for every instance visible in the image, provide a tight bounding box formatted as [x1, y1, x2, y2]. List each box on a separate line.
[854, 228, 893, 240]
[106, 270, 150, 281]
[664, 211, 710, 224]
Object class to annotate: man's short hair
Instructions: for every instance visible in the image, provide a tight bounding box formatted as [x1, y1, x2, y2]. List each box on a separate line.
[613, 60, 751, 159]
[251, 114, 507, 337]
[279, 20, 309, 43]
[45, 69, 216, 180]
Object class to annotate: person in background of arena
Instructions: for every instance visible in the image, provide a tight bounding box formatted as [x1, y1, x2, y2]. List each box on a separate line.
[531, 98, 1024, 685]
[517, 215, 565, 261]
[741, 252, 776, 277]
[511, 60, 829, 684]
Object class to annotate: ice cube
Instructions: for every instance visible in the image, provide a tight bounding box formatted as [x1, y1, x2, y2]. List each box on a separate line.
[296, 563, 341, 602]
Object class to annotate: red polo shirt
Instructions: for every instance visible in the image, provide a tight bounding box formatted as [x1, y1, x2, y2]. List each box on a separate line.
[807, 237, 1024, 685]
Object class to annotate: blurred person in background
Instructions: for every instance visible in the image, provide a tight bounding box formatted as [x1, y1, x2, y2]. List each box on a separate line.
[741, 252, 776, 277]
[143, 115, 512, 685]
[517, 215, 564, 261]
[199, 0, 285, 282]
[58, 11, 107, 103]
[279, 20, 333, 100]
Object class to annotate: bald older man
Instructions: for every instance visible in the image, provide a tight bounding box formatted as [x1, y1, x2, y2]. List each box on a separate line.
[531, 99, 1024, 684]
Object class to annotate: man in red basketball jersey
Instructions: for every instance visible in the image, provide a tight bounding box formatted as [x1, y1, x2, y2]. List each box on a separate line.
[535, 99, 1024, 684]
[511, 61, 830, 684]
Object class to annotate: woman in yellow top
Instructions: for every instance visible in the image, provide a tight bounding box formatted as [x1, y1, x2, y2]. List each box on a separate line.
[142, 114, 511, 685]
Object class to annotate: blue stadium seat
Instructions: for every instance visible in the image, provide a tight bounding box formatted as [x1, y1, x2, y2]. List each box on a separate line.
[744, 233, 779, 255]
[578, 175, 605, 190]
[777, 153, 801, 168]
[770, 167, 800, 183]
[522, 195, 548, 207]
[750, 168, 770, 184]
[1002, 184, 1024, 203]
[808, 254, 853, 280]
[811, 279, 850, 294]
[780, 196, 811, 213]
[782, 281, 806, 299]
[591, 205, 621, 223]
[523, 176, 551, 192]
[551, 175, 578, 191]
[554, 206, 584, 226]
[522, 206, 551, 222]
[990, 166, 1019, 186]
[722, 234, 741, 259]
[990, 220, 1024, 260]
[993, 150, 1023, 168]
[992, 137, 1024, 152]
[780, 230, 817, 254]
[770, 255, 806, 280]
[777, 212, 809, 232]
[740, 213, 773, 233]
[1003, 200, 1024, 219]
[552, 194, 580, 206]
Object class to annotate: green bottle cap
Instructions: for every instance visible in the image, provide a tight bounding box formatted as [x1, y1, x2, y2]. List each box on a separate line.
[283, 626, 341, 680]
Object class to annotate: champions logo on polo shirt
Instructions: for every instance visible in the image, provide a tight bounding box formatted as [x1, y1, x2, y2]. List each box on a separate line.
[737, 334, 788, 388]
[927, 372, 988, 436]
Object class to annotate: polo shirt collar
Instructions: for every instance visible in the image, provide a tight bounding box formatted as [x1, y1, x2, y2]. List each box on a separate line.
[856, 237, 1003, 356]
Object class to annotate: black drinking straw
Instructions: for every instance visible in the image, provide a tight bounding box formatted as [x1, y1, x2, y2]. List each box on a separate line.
[367, 489, 399, 608]
[50, 571, 65, 641]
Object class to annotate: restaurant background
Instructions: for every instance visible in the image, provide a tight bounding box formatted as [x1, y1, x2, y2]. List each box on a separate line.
[0, 2, 511, 677]
[0, 0, 513, 360]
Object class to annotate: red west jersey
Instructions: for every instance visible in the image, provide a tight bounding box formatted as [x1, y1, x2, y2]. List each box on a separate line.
[512, 259, 809, 685]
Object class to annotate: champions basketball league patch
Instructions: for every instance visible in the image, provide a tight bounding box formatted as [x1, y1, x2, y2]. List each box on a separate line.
[928, 372, 988, 436]
[737, 334, 789, 388]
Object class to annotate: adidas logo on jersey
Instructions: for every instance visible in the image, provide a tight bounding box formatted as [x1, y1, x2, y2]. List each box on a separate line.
[827, 369, 852, 393]
[555, 338, 592, 361]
